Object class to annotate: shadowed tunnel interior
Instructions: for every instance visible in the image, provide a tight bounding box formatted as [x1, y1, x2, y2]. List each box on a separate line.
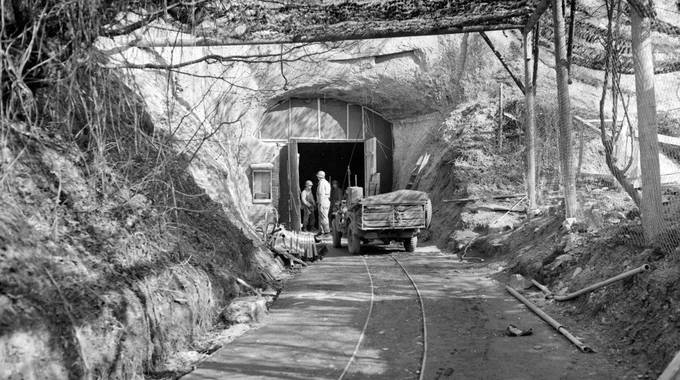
[298, 142, 365, 190]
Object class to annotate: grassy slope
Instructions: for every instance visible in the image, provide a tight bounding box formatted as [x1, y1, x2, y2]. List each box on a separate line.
[0, 70, 281, 379]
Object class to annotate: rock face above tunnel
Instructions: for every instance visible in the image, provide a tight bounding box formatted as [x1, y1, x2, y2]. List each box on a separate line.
[110, 25, 680, 237]
[109, 32, 494, 228]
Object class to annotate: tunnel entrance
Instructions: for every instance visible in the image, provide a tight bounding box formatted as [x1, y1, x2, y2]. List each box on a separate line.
[298, 142, 365, 189]
[264, 97, 394, 229]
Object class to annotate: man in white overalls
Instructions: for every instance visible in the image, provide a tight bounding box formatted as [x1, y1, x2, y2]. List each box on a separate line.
[315, 170, 331, 236]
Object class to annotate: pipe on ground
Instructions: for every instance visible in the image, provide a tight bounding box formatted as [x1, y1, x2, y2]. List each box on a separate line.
[553, 264, 650, 302]
[505, 286, 594, 353]
[530, 279, 553, 298]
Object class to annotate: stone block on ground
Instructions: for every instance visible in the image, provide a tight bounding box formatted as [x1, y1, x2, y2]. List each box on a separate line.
[562, 217, 588, 233]
[545, 253, 576, 272]
[508, 274, 533, 290]
[447, 229, 479, 252]
[222, 296, 267, 324]
[488, 219, 515, 234]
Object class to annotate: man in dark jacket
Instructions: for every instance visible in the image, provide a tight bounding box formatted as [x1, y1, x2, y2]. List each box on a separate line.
[301, 180, 316, 232]
[330, 180, 343, 217]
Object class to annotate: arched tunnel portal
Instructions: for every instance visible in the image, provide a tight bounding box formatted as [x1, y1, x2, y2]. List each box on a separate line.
[256, 97, 394, 228]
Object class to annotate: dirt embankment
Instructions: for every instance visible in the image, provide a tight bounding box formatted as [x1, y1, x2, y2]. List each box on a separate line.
[0, 69, 284, 379]
[415, 100, 538, 248]
[503, 209, 680, 377]
[408, 74, 680, 376]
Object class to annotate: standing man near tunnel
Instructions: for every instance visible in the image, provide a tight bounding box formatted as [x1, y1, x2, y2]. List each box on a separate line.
[316, 170, 331, 237]
[301, 180, 316, 232]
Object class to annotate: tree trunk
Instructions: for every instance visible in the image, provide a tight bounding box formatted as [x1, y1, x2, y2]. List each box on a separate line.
[551, 0, 578, 218]
[452, 33, 470, 103]
[498, 84, 504, 150]
[523, 31, 537, 210]
[454, 33, 469, 84]
[631, 9, 663, 243]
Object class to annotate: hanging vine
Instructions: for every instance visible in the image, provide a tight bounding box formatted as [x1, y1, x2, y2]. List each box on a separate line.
[599, 0, 641, 206]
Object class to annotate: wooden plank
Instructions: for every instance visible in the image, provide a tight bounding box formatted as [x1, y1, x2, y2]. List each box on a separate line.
[365, 137, 377, 190]
[469, 205, 527, 213]
[575, 115, 680, 147]
[443, 193, 526, 203]
[658, 350, 680, 380]
[573, 115, 608, 135]
[362, 223, 426, 229]
[363, 220, 425, 226]
[288, 140, 301, 232]
[503, 112, 518, 122]
[363, 214, 424, 219]
[363, 219, 424, 225]
[658, 134, 680, 147]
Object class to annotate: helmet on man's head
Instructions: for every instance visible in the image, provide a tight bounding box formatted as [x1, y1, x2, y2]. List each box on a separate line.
[316, 170, 325, 179]
[305, 180, 313, 187]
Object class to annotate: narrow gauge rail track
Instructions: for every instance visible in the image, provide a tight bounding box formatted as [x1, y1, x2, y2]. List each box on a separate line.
[338, 254, 428, 380]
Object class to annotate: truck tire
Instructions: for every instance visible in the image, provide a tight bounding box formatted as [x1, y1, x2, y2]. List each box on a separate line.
[403, 236, 418, 253]
[348, 231, 361, 255]
[425, 199, 432, 229]
[331, 220, 342, 248]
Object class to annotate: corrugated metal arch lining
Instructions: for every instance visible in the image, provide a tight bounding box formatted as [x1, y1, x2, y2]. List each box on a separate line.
[257, 97, 391, 141]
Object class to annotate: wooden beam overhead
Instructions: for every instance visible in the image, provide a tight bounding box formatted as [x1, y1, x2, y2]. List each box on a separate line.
[136, 0, 546, 47]
[137, 23, 523, 47]
[479, 32, 526, 95]
[524, 0, 550, 34]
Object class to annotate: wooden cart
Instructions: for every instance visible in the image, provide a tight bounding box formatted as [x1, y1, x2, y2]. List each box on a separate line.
[331, 189, 432, 254]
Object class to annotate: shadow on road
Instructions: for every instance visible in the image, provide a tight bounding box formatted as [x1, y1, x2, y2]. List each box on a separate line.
[325, 239, 406, 258]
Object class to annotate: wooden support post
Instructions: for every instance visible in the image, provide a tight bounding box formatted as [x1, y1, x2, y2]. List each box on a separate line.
[551, 0, 578, 218]
[523, 31, 537, 210]
[288, 139, 301, 232]
[498, 84, 504, 150]
[566, 0, 576, 84]
[631, 9, 663, 243]
[479, 31, 525, 95]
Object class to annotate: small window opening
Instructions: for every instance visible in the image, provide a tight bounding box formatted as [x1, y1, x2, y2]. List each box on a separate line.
[251, 163, 273, 203]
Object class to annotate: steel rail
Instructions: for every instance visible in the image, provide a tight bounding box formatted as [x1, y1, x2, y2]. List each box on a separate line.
[338, 256, 375, 380]
[339, 255, 428, 379]
[391, 255, 428, 380]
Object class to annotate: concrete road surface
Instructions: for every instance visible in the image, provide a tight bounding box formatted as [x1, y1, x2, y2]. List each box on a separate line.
[184, 243, 625, 380]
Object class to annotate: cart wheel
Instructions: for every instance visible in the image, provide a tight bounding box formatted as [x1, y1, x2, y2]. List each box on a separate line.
[331, 220, 342, 248]
[348, 231, 361, 255]
[403, 236, 418, 253]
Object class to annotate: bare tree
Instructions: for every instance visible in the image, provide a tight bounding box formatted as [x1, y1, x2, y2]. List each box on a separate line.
[631, 4, 664, 243]
[599, 0, 641, 207]
[551, 0, 578, 218]
[523, 30, 537, 210]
